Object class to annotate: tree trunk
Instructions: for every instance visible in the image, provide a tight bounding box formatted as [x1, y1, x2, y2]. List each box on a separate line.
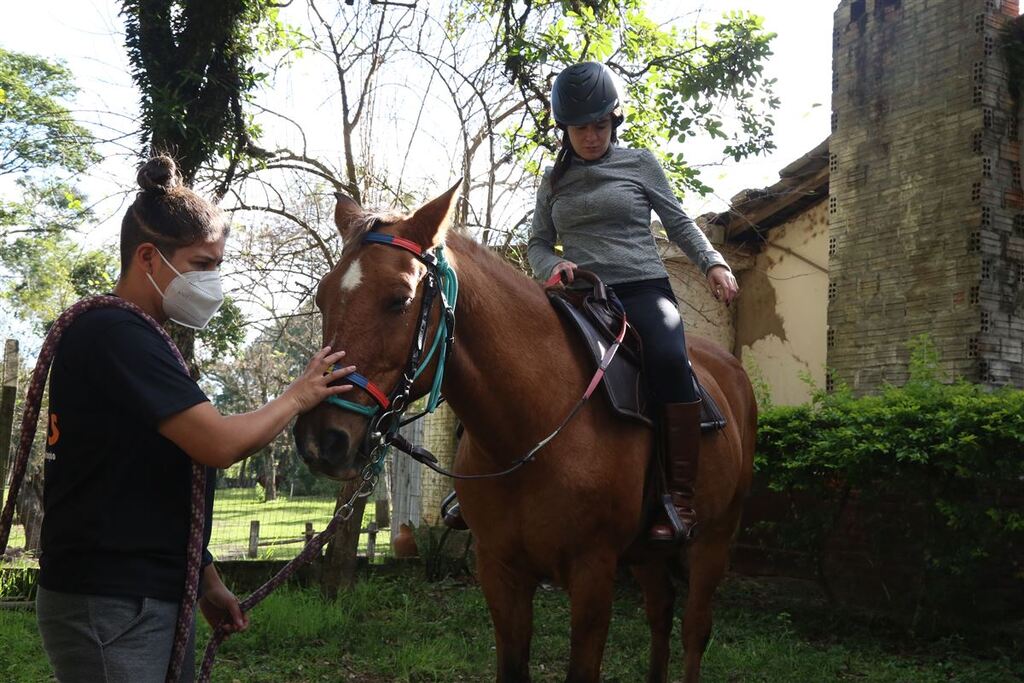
[264, 448, 277, 501]
[320, 480, 367, 599]
[16, 457, 44, 553]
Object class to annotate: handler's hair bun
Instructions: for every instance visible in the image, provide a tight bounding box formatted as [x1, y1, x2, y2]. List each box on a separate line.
[137, 155, 180, 194]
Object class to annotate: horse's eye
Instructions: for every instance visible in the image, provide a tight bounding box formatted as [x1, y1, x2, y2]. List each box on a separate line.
[388, 296, 413, 313]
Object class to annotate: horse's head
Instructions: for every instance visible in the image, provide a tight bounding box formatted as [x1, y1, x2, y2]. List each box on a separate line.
[293, 182, 460, 480]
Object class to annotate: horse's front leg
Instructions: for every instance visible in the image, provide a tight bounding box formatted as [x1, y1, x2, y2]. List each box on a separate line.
[477, 549, 538, 683]
[565, 552, 618, 683]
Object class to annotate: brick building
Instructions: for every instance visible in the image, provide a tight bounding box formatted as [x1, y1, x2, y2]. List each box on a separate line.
[707, 0, 1024, 403]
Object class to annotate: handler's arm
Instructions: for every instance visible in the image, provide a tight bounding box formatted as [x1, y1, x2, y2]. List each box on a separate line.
[159, 347, 355, 469]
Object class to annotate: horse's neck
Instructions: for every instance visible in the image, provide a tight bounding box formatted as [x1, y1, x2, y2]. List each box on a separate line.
[441, 236, 586, 459]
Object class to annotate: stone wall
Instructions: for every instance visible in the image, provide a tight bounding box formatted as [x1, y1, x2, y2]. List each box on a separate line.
[734, 202, 830, 406]
[660, 241, 737, 353]
[829, 0, 1024, 392]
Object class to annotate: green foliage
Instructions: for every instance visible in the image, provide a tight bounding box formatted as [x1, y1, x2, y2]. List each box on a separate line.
[196, 296, 246, 365]
[0, 232, 117, 332]
[479, 0, 778, 196]
[753, 340, 1024, 621]
[0, 568, 36, 601]
[0, 48, 98, 244]
[119, 0, 297, 186]
[0, 48, 99, 178]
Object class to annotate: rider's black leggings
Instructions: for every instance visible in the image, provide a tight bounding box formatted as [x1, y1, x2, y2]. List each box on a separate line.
[610, 277, 697, 405]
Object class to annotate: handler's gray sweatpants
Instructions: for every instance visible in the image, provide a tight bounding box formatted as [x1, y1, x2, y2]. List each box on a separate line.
[36, 585, 196, 683]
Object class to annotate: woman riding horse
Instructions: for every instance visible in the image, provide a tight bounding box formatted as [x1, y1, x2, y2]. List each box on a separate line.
[445, 61, 740, 542]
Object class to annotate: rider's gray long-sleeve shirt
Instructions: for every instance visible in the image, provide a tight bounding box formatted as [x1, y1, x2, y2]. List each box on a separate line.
[527, 145, 729, 285]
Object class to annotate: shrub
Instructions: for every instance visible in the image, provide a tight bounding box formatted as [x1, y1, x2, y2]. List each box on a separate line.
[751, 340, 1024, 624]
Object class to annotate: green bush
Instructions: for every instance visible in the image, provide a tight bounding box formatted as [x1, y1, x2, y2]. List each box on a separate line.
[752, 340, 1024, 623]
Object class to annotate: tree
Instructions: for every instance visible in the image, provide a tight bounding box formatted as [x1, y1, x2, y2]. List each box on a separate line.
[0, 233, 117, 333]
[0, 48, 98, 239]
[0, 48, 98, 181]
[476, 0, 779, 195]
[119, 0, 295, 193]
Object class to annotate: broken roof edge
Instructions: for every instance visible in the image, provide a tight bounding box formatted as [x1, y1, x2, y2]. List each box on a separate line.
[705, 136, 831, 242]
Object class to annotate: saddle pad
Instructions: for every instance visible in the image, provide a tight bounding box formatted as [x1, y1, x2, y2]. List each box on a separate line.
[548, 294, 652, 426]
[547, 288, 727, 432]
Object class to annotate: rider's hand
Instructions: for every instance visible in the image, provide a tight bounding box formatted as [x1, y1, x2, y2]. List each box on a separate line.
[285, 346, 356, 414]
[550, 261, 578, 284]
[707, 266, 739, 306]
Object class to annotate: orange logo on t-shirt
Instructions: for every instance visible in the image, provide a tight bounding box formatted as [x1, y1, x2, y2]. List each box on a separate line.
[47, 413, 60, 446]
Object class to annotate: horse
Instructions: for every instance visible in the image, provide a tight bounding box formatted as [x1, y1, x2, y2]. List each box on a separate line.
[293, 183, 756, 683]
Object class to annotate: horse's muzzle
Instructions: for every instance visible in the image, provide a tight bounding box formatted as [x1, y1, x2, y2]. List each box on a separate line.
[293, 415, 360, 480]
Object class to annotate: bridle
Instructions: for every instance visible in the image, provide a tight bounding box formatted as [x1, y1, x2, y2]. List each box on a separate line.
[323, 231, 457, 468]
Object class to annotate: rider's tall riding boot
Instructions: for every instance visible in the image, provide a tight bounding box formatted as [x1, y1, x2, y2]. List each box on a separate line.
[649, 399, 701, 543]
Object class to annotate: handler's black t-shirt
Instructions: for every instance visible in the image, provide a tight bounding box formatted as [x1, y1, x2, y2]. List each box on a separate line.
[39, 306, 215, 602]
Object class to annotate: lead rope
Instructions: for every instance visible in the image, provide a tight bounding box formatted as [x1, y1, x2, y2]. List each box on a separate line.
[0, 295, 203, 683]
[196, 445, 386, 682]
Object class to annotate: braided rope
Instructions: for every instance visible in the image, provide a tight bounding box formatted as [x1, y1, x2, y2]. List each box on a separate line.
[0, 295, 205, 683]
[197, 468, 379, 682]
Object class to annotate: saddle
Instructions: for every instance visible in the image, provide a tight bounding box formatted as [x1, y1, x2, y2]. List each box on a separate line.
[545, 270, 727, 432]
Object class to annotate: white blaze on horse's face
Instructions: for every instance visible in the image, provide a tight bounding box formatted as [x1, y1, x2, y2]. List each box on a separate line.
[339, 258, 363, 293]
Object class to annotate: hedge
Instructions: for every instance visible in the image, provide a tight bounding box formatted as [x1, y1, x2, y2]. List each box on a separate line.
[750, 344, 1024, 624]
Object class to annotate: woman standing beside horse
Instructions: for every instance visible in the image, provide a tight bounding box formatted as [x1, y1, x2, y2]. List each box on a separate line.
[33, 156, 356, 682]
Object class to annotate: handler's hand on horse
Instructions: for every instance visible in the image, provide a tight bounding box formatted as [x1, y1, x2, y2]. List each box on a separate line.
[287, 346, 356, 414]
[707, 266, 739, 306]
[199, 585, 249, 633]
[551, 260, 578, 284]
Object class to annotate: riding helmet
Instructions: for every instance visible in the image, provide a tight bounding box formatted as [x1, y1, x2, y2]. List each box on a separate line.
[551, 62, 620, 127]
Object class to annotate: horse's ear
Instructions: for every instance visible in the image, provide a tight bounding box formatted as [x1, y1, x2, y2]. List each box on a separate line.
[333, 191, 364, 239]
[406, 179, 461, 247]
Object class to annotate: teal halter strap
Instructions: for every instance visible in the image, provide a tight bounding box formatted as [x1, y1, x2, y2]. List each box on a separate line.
[324, 237, 457, 419]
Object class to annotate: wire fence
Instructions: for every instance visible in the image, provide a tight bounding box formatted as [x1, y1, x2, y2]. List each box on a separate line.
[2, 478, 393, 566]
[208, 484, 391, 562]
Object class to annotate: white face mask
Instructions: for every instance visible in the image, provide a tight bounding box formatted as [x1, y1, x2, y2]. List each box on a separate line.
[146, 249, 225, 330]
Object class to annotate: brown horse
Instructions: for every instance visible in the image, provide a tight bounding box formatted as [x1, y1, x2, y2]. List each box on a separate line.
[294, 184, 756, 683]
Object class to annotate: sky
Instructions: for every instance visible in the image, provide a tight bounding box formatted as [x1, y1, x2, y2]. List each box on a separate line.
[0, 0, 837, 344]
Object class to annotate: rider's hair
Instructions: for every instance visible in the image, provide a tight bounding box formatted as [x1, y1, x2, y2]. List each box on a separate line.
[119, 155, 229, 271]
[548, 112, 624, 191]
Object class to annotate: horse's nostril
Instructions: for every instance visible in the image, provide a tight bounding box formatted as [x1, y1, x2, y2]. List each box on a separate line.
[321, 428, 350, 462]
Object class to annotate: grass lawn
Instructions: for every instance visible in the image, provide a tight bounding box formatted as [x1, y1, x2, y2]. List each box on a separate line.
[1, 571, 1020, 682]
[209, 488, 383, 561]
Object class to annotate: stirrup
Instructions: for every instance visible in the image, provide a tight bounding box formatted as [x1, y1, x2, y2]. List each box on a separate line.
[440, 491, 468, 531]
[649, 494, 697, 544]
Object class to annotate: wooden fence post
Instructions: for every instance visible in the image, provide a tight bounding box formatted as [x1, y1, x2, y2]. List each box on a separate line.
[366, 521, 377, 563]
[304, 522, 314, 544]
[248, 520, 260, 559]
[0, 340, 19, 512]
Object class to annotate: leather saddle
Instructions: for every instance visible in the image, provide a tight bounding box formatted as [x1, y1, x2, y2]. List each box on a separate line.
[546, 270, 727, 432]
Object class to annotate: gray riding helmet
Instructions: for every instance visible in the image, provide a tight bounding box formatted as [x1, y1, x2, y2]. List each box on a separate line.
[551, 62, 620, 127]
